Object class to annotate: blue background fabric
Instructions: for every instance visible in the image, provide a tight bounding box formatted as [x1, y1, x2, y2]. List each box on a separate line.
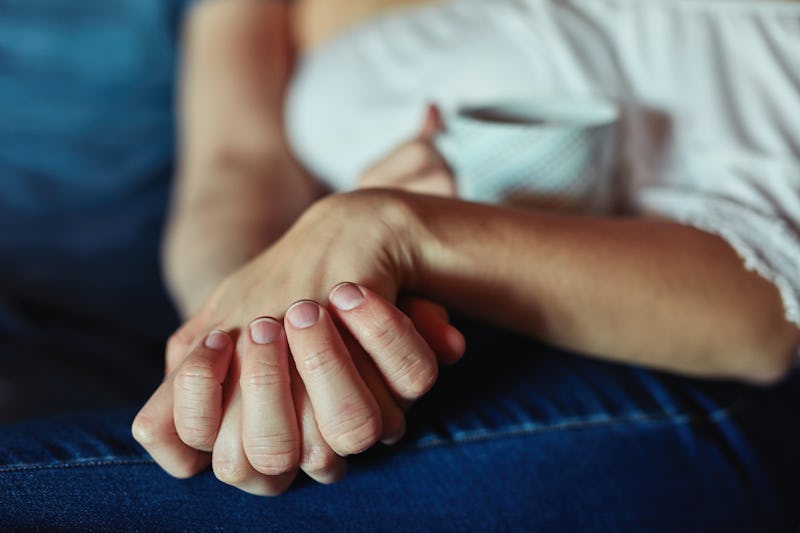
[0, 1, 798, 530]
[0, 0, 188, 421]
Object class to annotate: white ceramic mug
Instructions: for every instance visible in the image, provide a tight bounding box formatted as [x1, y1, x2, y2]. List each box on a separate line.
[436, 97, 620, 212]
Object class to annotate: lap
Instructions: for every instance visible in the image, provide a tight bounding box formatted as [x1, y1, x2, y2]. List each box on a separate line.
[2, 319, 798, 531]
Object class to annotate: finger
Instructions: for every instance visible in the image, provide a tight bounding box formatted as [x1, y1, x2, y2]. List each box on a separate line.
[342, 333, 407, 443]
[165, 305, 215, 375]
[212, 365, 297, 497]
[404, 296, 448, 321]
[285, 300, 382, 457]
[172, 330, 234, 451]
[358, 104, 445, 190]
[240, 318, 300, 476]
[418, 103, 444, 140]
[397, 168, 457, 197]
[358, 141, 442, 189]
[291, 363, 347, 484]
[165, 328, 192, 377]
[398, 296, 466, 366]
[132, 378, 211, 479]
[328, 283, 438, 402]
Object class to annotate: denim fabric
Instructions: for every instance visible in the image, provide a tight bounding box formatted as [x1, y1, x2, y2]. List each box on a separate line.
[1, 320, 799, 531]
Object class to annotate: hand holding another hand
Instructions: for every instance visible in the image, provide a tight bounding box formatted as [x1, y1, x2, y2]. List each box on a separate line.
[133, 189, 464, 495]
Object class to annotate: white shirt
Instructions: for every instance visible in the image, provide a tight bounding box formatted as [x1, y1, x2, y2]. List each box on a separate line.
[286, 0, 800, 329]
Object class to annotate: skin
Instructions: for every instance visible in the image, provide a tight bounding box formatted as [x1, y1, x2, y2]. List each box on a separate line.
[135, 0, 800, 496]
[139, 0, 463, 494]
[363, 108, 799, 382]
[295, 0, 440, 52]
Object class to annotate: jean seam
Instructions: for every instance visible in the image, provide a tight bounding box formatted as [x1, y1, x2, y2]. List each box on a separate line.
[0, 458, 156, 473]
[405, 397, 743, 451]
[0, 401, 743, 471]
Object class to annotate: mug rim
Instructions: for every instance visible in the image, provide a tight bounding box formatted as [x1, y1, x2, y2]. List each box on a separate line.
[452, 96, 619, 129]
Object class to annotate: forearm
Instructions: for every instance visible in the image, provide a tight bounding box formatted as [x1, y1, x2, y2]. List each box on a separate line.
[165, 0, 323, 316]
[396, 194, 800, 384]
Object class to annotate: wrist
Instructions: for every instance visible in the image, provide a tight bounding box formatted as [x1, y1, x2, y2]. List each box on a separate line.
[383, 192, 467, 297]
[304, 189, 427, 296]
[162, 230, 241, 319]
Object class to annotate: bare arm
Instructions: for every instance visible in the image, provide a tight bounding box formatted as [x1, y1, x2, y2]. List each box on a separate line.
[391, 193, 800, 385]
[164, 0, 324, 317]
[141, 2, 460, 495]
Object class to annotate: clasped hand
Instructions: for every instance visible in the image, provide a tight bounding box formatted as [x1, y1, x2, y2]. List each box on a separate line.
[133, 107, 461, 496]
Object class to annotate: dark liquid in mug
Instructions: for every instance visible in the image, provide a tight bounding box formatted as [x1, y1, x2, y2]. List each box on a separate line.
[460, 107, 554, 126]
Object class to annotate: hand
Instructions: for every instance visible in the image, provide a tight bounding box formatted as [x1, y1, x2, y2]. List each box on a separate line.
[133, 191, 464, 494]
[358, 104, 456, 197]
[354, 103, 460, 367]
[133, 282, 464, 495]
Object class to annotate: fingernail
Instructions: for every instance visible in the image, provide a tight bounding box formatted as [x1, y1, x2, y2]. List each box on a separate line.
[286, 301, 320, 329]
[204, 330, 230, 351]
[250, 318, 281, 345]
[329, 283, 365, 311]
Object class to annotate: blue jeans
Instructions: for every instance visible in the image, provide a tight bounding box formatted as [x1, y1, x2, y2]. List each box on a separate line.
[1, 319, 800, 531]
[1, 1, 799, 530]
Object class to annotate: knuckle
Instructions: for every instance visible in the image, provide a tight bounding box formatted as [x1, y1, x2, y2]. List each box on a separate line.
[364, 312, 412, 353]
[174, 363, 219, 393]
[320, 400, 381, 455]
[172, 365, 221, 449]
[241, 358, 288, 393]
[249, 454, 297, 477]
[255, 479, 295, 498]
[166, 453, 210, 480]
[169, 462, 202, 480]
[250, 471, 298, 497]
[245, 435, 299, 476]
[175, 415, 218, 450]
[131, 412, 158, 446]
[391, 351, 438, 399]
[297, 342, 344, 379]
[301, 446, 339, 473]
[212, 455, 251, 486]
[363, 314, 438, 397]
[301, 447, 344, 483]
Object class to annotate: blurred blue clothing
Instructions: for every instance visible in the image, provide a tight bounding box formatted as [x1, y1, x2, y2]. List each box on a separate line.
[0, 0, 188, 421]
